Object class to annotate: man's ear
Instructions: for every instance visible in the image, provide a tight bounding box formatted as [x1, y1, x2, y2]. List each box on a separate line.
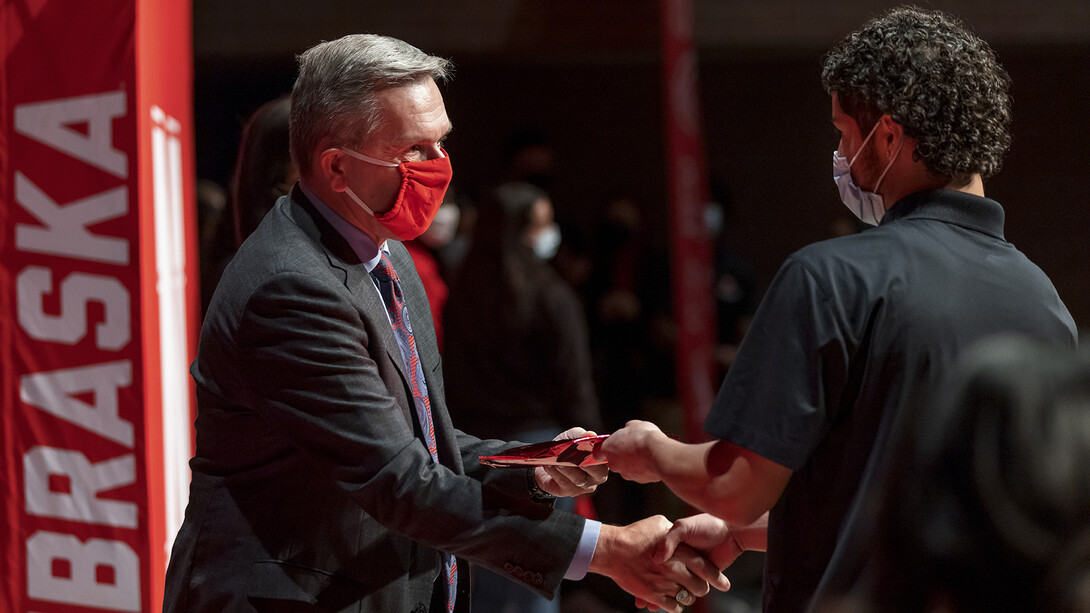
[318, 147, 349, 192]
[878, 115, 904, 158]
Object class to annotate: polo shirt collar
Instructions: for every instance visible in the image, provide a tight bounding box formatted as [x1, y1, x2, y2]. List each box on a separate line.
[882, 189, 1005, 240]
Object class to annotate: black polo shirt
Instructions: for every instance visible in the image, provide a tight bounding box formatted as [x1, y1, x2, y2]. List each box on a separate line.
[704, 189, 1077, 613]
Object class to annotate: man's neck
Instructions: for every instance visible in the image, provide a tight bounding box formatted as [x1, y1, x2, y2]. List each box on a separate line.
[950, 173, 985, 197]
[886, 170, 985, 209]
[300, 176, 387, 247]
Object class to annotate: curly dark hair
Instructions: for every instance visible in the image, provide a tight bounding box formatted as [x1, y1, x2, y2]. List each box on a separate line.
[821, 6, 1012, 184]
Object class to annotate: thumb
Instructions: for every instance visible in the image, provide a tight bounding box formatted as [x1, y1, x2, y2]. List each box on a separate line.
[654, 525, 682, 564]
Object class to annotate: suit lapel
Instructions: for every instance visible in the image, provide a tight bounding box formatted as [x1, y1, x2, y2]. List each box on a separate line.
[286, 188, 460, 472]
[286, 187, 412, 423]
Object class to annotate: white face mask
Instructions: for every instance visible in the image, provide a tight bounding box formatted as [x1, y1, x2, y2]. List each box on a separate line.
[417, 202, 461, 249]
[531, 222, 561, 260]
[832, 120, 900, 226]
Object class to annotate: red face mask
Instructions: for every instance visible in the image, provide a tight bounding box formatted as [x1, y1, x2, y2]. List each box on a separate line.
[342, 147, 453, 241]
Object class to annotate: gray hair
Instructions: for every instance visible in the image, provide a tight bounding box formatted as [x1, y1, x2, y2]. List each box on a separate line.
[289, 34, 452, 174]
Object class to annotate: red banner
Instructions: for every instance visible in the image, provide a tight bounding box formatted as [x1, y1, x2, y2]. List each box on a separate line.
[1, 0, 195, 610]
[660, 0, 717, 444]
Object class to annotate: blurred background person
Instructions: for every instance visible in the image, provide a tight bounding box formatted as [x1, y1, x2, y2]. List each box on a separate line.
[200, 95, 295, 316]
[443, 181, 604, 613]
[586, 195, 675, 433]
[405, 195, 461, 350]
[195, 177, 228, 260]
[703, 181, 760, 381]
[830, 336, 1090, 612]
[445, 180, 601, 443]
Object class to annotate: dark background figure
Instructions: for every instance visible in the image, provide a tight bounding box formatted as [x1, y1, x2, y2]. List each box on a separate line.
[585, 195, 676, 433]
[580, 195, 678, 551]
[502, 126, 558, 192]
[200, 95, 296, 316]
[443, 181, 605, 613]
[195, 178, 228, 261]
[404, 197, 461, 350]
[704, 180, 760, 380]
[836, 336, 1090, 613]
[444, 181, 602, 442]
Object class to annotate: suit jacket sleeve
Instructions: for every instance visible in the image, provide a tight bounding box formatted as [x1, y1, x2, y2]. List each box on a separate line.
[234, 251, 584, 596]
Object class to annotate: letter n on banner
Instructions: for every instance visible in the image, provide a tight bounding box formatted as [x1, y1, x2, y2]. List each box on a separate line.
[0, 0, 197, 610]
[660, 0, 718, 446]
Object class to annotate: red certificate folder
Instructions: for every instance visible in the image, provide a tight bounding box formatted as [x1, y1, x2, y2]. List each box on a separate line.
[479, 434, 609, 468]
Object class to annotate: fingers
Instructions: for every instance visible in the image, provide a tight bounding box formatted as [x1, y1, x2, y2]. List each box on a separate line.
[637, 553, 709, 609]
[544, 465, 592, 488]
[659, 558, 712, 600]
[550, 465, 592, 486]
[645, 591, 684, 612]
[554, 427, 595, 441]
[583, 463, 609, 479]
[674, 587, 697, 606]
[671, 544, 731, 593]
[654, 523, 682, 564]
[538, 465, 606, 497]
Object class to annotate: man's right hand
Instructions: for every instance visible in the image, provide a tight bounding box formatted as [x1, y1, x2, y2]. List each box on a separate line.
[596, 420, 672, 483]
[589, 515, 731, 612]
[655, 512, 768, 571]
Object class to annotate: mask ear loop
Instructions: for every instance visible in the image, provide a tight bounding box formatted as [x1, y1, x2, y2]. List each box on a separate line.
[870, 136, 905, 222]
[340, 147, 399, 167]
[848, 119, 883, 168]
[332, 147, 399, 216]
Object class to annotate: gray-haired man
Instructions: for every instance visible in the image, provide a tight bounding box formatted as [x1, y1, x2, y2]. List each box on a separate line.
[163, 34, 726, 613]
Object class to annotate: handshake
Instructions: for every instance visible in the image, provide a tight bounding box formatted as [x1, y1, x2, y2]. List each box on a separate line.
[584, 513, 752, 612]
[526, 426, 766, 612]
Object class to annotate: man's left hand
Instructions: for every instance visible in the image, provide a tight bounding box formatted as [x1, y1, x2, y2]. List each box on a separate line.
[534, 427, 608, 497]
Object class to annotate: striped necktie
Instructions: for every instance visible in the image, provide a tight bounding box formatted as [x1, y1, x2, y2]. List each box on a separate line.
[371, 252, 457, 612]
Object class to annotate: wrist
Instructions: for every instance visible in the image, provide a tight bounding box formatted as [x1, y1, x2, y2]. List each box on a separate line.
[729, 525, 745, 555]
[588, 523, 618, 576]
[527, 467, 556, 501]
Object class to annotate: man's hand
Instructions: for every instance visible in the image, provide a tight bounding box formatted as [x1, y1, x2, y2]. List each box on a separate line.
[597, 420, 671, 483]
[534, 427, 608, 497]
[590, 515, 731, 612]
[656, 512, 768, 571]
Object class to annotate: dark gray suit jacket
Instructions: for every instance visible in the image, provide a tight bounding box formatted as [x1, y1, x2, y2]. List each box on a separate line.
[163, 187, 585, 612]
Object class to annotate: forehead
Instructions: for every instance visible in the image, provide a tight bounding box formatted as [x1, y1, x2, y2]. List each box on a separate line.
[372, 79, 451, 144]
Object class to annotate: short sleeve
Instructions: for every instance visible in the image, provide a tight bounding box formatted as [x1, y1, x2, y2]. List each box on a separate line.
[704, 255, 849, 470]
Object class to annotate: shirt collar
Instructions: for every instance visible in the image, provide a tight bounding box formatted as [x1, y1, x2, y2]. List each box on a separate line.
[881, 189, 1006, 240]
[299, 180, 387, 271]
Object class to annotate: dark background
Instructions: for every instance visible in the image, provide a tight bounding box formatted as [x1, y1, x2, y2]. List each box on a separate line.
[193, 0, 1090, 336]
[191, 2, 1090, 610]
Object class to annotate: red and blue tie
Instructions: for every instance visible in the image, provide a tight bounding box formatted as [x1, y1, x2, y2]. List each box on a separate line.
[371, 252, 457, 612]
